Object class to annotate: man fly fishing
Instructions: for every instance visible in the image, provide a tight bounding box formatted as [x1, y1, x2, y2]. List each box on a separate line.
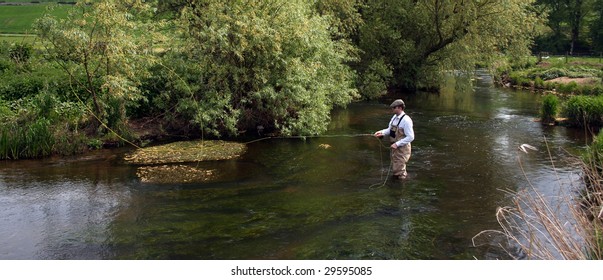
[374, 99, 415, 180]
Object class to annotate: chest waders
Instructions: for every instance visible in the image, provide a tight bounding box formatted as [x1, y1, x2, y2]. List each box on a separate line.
[389, 114, 406, 143]
[389, 114, 411, 178]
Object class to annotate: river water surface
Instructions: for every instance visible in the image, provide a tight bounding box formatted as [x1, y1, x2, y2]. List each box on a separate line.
[0, 71, 589, 259]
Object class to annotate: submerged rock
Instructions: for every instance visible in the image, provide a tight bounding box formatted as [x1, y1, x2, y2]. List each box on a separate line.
[124, 140, 247, 165]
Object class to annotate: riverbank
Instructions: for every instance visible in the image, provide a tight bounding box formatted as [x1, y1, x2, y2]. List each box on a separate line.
[490, 56, 603, 259]
[495, 57, 603, 95]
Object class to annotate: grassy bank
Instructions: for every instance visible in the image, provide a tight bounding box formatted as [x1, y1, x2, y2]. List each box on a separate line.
[493, 55, 603, 126]
[495, 56, 603, 94]
[483, 55, 603, 259]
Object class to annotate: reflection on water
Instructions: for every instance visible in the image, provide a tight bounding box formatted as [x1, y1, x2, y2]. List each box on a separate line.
[0, 71, 589, 259]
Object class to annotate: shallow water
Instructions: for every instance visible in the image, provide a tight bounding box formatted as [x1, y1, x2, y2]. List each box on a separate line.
[0, 71, 588, 259]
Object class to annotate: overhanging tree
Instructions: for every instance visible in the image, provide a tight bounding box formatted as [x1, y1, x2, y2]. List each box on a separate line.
[357, 0, 541, 92]
[178, 0, 358, 136]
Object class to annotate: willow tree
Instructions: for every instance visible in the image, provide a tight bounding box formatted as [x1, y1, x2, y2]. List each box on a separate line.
[178, 0, 358, 136]
[313, 0, 364, 40]
[34, 0, 162, 133]
[358, 0, 541, 92]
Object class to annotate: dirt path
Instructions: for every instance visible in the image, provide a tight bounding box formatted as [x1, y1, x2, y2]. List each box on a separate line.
[547, 77, 600, 85]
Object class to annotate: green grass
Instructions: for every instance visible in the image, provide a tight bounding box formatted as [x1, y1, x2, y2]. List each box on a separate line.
[0, 34, 37, 44]
[539, 55, 603, 67]
[0, 4, 71, 34]
[1, 1, 64, 2]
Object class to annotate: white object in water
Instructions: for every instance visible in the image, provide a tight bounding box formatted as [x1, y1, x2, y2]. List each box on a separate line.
[519, 144, 538, 154]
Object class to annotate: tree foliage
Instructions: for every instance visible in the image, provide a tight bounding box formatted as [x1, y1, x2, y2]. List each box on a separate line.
[313, 0, 364, 40]
[3, 0, 561, 148]
[34, 0, 163, 132]
[177, 0, 358, 136]
[358, 0, 541, 91]
[534, 0, 603, 53]
[591, 0, 603, 52]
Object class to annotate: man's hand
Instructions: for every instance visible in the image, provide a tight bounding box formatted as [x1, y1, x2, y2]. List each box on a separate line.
[374, 131, 384, 138]
[390, 143, 398, 149]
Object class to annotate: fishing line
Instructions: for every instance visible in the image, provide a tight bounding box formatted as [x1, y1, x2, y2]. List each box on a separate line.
[244, 133, 394, 189]
[243, 133, 374, 144]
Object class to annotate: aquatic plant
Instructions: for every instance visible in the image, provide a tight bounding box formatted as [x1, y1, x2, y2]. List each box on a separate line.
[123, 140, 247, 165]
[136, 165, 217, 184]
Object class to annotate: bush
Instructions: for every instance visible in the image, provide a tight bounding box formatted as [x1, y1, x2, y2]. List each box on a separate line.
[577, 84, 603, 96]
[8, 43, 32, 64]
[0, 90, 91, 159]
[541, 94, 559, 124]
[0, 63, 70, 101]
[564, 95, 603, 127]
[508, 72, 523, 85]
[592, 85, 603, 96]
[534, 76, 544, 88]
[544, 82, 556, 90]
[180, 1, 358, 136]
[540, 67, 568, 80]
[558, 81, 579, 94]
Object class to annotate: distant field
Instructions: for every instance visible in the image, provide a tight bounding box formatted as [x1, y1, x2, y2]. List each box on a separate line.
[1, 1, 63, 2]
[0, 3, 71, 34]
[0, 34, 37, 44]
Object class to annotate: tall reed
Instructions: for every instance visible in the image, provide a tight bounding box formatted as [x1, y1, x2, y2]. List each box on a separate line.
[474, 140, 603, 259]
[0, 118, 54, 159]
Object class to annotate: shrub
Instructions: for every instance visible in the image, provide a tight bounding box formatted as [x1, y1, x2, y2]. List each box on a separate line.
[508, 72, 523, 85]
[0, 91, 91, 159]
[540, 67, 568, 80]
[534, 77, 544, 88]
[0, 64, 69, 101]
[8, 43, 32, 64]
[591, 85, 603, 96]
[564, 95, 603, 127]
[544, 82, 556, 90]
[0, 59, 11, 73]
[0, 98, 12, 120]
[577, 84, 603, 96]
[558, 81, 579, 94]
[541, 94, 559, 124]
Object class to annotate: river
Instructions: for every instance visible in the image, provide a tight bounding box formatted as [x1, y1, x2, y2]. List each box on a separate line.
[0, 70, 589, 259]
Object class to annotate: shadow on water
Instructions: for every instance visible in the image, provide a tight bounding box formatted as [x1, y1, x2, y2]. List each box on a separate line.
[0, 70, 589, 259]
